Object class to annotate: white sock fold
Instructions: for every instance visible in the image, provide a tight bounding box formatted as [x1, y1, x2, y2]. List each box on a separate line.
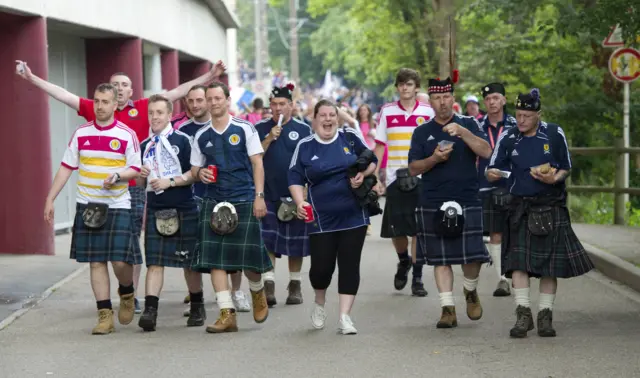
[263, 271, 275, 282]
[488, 243, 503, 279]
[248, 279, 264, 292]
[514, 288, 531, 308]
[538, 293, 555, 311]
[439, 292, 455, 307]
[463, 276, 479, 292]
[289, 271, 302, 281]
[216, 290, 234, 310]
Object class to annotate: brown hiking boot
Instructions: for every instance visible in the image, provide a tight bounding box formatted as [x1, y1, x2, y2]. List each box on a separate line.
[92, 309, 115, 335]
[285, 280, 303, 305]
[250, 288, 269, 323]
[537, 308, 557, 337]
[464, 288, 483, 320]
[264, 280, 277, 307]
[206, 309, 238, 333]
[510, 305, 534, 338]
[436, 306, 458, 328]
[118, 292, 135, 325]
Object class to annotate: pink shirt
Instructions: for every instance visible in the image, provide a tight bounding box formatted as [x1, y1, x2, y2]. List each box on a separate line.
[359, 122, 376, 149]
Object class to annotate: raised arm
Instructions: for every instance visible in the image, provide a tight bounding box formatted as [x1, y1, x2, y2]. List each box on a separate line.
[164, 61, 226, 102]
[16, 60, 80, 111]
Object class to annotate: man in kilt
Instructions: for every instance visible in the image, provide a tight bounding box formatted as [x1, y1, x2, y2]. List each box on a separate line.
[373, 68, 434, 297]
[477, 83, 517, 297]
[487, 89, 594, 338]
[408, 77, 493, 328]
[44, 83, 142, 335]
[190, 82, 272, 333]
[136, 95, 204, 331]
[255, 83, 312, 307]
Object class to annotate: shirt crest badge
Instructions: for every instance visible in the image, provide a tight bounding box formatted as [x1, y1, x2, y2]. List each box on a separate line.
[229, 134, 241, 145]
[289, 131, 299, 141]
[543, 143, 550, 154]
[128, 109, 139, 118]
[416, 117, 426, 125]
[109, 139, 121, 151]
[343, 147, 351, 155]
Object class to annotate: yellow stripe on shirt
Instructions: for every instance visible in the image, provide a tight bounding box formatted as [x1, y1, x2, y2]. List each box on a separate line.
[387, 145, 410, 152]
[80, 156, 126, 168]
[387, 133, 414, 141]
[78, 188, 128, 199]
[79, 170, 110, 179]
[78, 182, 128, 191]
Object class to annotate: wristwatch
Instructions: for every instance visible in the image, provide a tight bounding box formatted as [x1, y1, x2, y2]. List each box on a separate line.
[170, 178, 176, 187]
[114, 173, 121, 183]
[256, 192, 265, 198]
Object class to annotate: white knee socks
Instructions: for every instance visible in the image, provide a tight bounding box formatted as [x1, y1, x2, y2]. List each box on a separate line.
[248, 279, 264, 292]
[263, 271, 275, 282]
[488, 244, 506, 280]
[463, 276, 479, 292]
[539, 293, 555, 311]
[217, 290, 234, 310]
[514, 288, 531, 308]
[290, 272, 302, 281]
[439, 292, 455, 307]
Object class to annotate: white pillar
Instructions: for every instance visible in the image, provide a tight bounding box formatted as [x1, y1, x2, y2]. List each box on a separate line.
[143, 43, 162, 97]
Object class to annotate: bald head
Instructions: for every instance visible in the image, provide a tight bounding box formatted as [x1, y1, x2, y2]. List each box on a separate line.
[416, 92, 430, 105]
[109, 73, 133, 106]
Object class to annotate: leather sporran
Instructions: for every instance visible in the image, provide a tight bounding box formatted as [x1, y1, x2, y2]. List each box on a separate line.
[433, 203, 465, 238]
[527, 206, 554, 236]
[395, 168, 419, 192]
[491, 187, 512, 210]
[82, 203, 108, 229]
[155, 209, 180, 236]
[276, 197, 297, 222]
[210, 202, 239, 235]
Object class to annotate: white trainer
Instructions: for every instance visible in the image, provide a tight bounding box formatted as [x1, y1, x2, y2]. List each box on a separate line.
[311, 303, 327, 329]
[338, 314, 357, 335]
[233, 291, 251, 312]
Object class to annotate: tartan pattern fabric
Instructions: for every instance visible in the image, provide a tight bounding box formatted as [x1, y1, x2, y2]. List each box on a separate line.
[502, 205, 594, 278]
[191, 199, 273, 274]
[70, 204, 142, 264]
[415, 205, 490, 266]
[143, 207, 198, 268]
[380, 182, 420, 238]
[260, 200, 310, 257]
[129, 186, 145, 235]
[481, 192, 506, 235]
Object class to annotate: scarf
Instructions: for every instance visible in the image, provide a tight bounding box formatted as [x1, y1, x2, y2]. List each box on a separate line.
[143, 124, 182, 193]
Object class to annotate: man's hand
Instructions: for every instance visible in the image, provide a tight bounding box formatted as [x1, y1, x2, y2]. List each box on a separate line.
[199, 167, 214, 184]
[530, 167, 558, 184]
[350, 172, 364, 188]
[296, 201, 311, 220]
[140, 166, 151, 179]
[254, 197, 267, 219]
[211, 60, 226, 79]
[15, 60, 33, 80]
[270, 125, 282, 140]
[432, 145, 453, 163]
[150, 178, 170, 191]
[486, 168, 503, 182]
[103, 174, 119, 189]
[44, 199, 55, 225]
[442, 123, 468, 138]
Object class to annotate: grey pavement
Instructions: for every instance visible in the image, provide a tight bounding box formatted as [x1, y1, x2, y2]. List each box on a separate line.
[0, 234, 82, 323]
[573, 223, 640, 265]
[2, 216, 640, 378]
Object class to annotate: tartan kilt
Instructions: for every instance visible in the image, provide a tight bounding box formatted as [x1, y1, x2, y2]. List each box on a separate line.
[191, 199, 273, 274]
[70, 204, 142, 264]
[415, 205, 490, 266]
[503, 206, 594, 279]
[481, 191, 507, 235]
[144, 207, 198, 268]
[129, 186, 145, 236]
[260, 200, 310, 258]
[380, 181, 421, 238]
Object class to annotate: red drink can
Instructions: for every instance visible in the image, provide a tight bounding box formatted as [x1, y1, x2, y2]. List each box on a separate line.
[303, 205, 314, 223]
[208, 165, 218, 183]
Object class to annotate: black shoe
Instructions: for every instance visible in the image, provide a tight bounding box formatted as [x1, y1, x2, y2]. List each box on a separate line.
[187, 302, 206, 327]
[394, 260, 411, 290]
[493, 279, 511, 297]
[138, 307, 158, 332]
[411, 281, 428, 297]
[265, 280, 277, 307]
[509, 305, 534, 338]
[537, 308, 557, 337]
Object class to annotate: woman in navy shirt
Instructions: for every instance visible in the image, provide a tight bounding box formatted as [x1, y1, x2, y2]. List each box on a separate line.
[288, 99, 377, 335]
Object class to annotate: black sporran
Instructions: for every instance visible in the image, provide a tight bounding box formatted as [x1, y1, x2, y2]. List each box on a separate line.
[82, 203, 108, 229]
[527, 206, 553, 236]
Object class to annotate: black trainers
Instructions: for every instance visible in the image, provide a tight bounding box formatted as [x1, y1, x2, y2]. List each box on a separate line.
[537, 308, 557, 337]
[394, 260, 411, 290]
[187, 302, 206, 327]
[509, 305, 534, 338]
[411, 280, 428, 297]
[138, 307, 158, 332]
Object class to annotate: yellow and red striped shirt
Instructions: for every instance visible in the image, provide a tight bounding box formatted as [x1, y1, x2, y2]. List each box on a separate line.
[61, 120, 141, 208]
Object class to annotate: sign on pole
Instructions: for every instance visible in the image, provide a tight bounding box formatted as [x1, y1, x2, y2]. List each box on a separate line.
[609, 47, 640, 83]
[602, 24, 624, 48]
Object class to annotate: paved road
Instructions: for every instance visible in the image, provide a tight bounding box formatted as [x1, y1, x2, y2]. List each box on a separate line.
[2, 215, 640, 378]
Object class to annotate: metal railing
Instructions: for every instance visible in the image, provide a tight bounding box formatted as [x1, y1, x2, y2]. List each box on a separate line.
[567, 144, 640, 225]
